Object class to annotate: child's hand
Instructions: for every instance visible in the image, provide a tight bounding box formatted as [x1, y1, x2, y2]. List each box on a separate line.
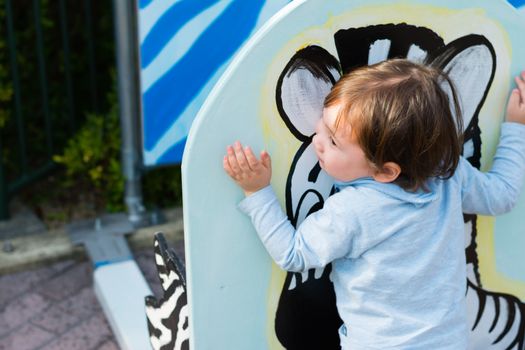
[223, 141, 272, 196]
[507, 71, 525, 124]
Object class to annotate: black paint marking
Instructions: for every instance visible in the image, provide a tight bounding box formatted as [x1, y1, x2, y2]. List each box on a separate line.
[334, 23, 444, 73]
[276, 45, 340, 141]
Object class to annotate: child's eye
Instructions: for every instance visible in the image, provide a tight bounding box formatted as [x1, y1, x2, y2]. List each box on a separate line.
[330, 137, 336, 146]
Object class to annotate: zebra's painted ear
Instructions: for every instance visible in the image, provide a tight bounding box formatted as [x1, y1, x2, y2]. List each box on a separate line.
[276, 45, 341, 142]
[426, 35, 496, 132]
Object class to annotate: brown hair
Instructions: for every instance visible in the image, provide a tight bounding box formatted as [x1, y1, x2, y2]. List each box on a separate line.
[324, 59, 462, 191]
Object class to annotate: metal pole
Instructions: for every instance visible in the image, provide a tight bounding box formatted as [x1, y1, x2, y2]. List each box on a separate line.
[112, 0, 147, 227]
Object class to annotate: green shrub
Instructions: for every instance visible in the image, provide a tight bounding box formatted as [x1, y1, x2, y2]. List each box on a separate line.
[2, 0, 182, 219]
[0, 0, 115, 179]
[53, 86, 124, 212]
[54, 84, 183, 213]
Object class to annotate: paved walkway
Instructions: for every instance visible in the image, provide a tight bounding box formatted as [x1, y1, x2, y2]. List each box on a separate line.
[0, 240, 185, 350]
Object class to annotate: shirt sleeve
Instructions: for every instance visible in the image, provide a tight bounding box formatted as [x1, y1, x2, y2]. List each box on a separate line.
[238, 185, 357, 272]
[461, 122, 525, 215]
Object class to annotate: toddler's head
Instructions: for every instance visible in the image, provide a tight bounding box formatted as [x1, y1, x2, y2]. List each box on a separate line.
[324, 59, 463, 191]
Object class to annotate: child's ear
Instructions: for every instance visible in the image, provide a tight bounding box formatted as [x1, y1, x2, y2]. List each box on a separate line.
[373, 162, 401, 183]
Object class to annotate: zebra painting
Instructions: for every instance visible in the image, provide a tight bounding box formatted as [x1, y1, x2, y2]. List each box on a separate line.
[274, 24, 525, 349]
[145, 233, 189, 350]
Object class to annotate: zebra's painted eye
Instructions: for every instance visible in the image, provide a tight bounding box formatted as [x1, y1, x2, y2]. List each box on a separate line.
[463, 138, 474, 159]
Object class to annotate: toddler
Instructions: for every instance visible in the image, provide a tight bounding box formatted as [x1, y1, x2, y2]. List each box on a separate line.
[223, 59, 525, 349]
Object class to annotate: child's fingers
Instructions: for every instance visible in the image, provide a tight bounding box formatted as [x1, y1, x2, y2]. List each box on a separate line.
[244, 146, 260, 170]
[261, 151, 272, 171]
[234, 141, 252, 171]
[226, 145, 241, 176]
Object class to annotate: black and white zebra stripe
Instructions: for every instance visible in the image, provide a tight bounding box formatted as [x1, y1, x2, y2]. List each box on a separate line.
[145, 232, 189, 350]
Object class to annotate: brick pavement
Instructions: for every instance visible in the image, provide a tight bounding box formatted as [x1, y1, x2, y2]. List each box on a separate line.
[0, 238, 185, 350]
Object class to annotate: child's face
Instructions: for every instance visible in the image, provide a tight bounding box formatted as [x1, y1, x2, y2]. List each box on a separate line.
[313, 104, 374, 182]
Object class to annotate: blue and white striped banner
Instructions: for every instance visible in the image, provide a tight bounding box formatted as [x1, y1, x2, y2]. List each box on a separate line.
[137, 0, 290, 166]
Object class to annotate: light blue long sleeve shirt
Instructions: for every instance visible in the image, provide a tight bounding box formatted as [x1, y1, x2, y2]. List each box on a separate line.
[238, 122, 525, 349]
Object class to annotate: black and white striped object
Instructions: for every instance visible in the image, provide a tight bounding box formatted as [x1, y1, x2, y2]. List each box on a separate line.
[467, 280, 525, 350]
[145, 232, 189, 350]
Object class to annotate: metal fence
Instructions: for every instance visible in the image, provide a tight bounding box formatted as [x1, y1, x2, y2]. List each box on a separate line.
[0, 0, 113, 220]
